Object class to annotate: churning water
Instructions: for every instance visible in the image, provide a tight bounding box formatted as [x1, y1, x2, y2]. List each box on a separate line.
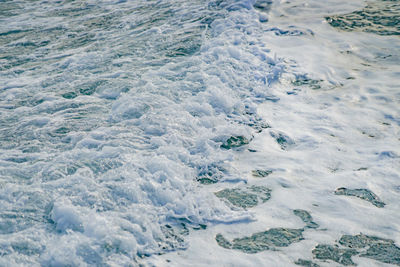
[0, 0, 399, 266]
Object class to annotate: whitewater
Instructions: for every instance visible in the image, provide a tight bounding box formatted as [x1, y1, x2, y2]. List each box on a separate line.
[0, 0, 399, 266]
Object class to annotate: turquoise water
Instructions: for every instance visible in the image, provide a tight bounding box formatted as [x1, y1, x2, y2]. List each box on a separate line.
[1, 0, 399, 266]
[326, 0, 400, 36]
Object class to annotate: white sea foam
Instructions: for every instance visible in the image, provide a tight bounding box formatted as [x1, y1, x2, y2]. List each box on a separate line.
[0, 0, 399, 266]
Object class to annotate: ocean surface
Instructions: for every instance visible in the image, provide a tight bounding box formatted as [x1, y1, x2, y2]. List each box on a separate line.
[0, 0, 399, 266]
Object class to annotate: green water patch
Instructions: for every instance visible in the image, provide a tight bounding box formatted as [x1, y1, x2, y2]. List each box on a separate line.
[270, 131, 295, 150]
[159, 224, 189, 252]
[216, 228, 304, 253]
[196, 176, 218, 185]
[292, 77, 322, 90]
[215, 185, 271, 209]
[221, 136, 249, 150]
[295, 259, 320, 267]
[196, 164, 226, 185]
[158, 220, 208, 253]
[233, 110, 271, 133]
[244, 113, 271, 133]
[267, 27, 313, 37]
[196, 177, 218, 185]
[339, 234, 400, 266]
[312, 244, 359, 265]
[312, 234, 400, 266]
[340, 234, 394, 249]
[293, 209, 319, 229]
[334, 188, 385, 208]
[249, 121, 271, 133]
[253, 0, 273, 12]
[78, 80, 106, 96]
[47, 126, 74, 138]
[326, 0, 400, 36]
[62, 92, 78, 99]
[252, 169, 273, 178]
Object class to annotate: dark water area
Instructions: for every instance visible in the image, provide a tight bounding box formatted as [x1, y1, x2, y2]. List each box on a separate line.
[326, 0, 400, 36]
[0, 0, 400, 266]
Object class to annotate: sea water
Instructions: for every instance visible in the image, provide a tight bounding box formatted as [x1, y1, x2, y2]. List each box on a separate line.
[0, 0, 399, 266]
